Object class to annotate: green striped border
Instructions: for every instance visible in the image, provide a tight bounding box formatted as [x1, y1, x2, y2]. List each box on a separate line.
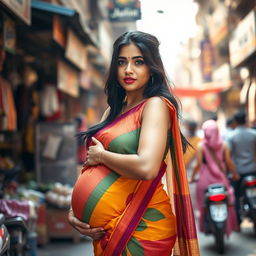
[82, 172, 119, 223]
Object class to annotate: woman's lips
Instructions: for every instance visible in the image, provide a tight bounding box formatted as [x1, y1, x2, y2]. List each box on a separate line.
[124, 78, 136, 84]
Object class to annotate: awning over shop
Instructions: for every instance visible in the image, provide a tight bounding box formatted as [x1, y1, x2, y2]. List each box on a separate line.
[32, 0, 76, 16]
[31, 0, 95, 46]
[173, 81, 232, 98]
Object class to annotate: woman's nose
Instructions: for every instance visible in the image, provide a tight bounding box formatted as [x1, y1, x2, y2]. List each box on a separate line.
[125, 62, 133, 74]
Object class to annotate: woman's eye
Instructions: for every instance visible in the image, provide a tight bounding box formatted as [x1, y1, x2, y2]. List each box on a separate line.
[118, 60, 125, 66]
[135, 59, 144, 65]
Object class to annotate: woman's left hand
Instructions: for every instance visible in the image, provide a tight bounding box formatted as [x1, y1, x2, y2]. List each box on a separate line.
[84, 137, 105, 166]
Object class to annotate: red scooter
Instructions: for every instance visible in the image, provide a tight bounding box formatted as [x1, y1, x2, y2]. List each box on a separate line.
[204, 184, 229, 254]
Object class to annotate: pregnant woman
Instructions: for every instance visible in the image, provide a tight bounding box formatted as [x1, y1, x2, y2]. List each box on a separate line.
[69, 31, 199, 256]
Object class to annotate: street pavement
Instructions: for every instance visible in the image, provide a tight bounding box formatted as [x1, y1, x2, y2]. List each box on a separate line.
[37, 225, 256, 256]
[37, 219, 256, 256]
[197, 220, 256, 256]
[37, 237, 93, 256]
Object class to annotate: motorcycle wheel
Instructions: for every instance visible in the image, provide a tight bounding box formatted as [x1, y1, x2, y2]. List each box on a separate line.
[215, 228, 225, 254]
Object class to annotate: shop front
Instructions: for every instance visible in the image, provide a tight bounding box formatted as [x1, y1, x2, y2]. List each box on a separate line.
[229, 9, 256, 126]
[0, 0, 102, 251]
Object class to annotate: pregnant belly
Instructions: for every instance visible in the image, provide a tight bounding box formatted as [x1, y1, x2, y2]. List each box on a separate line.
[71, 165, 138, 227]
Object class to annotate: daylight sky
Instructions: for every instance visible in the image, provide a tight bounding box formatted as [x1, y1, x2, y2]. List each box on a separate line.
[137, 0, 199, 79]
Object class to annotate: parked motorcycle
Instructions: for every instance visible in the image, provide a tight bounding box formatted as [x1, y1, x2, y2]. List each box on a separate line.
[0, 214, 10, 256]
[240, 175, 256, 235]
[0, 166, 30, 256]
[203, 184, 229, 254]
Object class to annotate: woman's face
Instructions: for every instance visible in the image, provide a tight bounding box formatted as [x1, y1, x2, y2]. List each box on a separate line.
[117, 43, 151, 95]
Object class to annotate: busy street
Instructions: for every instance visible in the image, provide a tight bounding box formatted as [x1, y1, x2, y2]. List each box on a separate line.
[0, 0, 256, 255]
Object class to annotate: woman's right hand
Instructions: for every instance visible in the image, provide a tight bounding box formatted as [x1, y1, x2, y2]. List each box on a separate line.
[68, 209, 105, 240]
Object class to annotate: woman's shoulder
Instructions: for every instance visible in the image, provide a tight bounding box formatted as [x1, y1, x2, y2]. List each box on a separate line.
[141, 97, 170, 123]
[143, 96, 169, 110]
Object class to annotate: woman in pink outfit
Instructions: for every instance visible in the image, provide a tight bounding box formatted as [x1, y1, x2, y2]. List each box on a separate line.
[190, 119, 239, 236]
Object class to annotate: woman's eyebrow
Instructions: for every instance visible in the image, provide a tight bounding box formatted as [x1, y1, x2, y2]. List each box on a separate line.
[118, 56, 144, 59]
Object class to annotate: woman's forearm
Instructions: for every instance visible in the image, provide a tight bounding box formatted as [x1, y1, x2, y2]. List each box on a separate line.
[100, 150, 160, 180]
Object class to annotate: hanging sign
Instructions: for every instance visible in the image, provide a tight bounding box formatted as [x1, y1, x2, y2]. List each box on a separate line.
[200, 39, 215, 82]
[229, 10, 256, 67]
[65, 29, 87, 70]
[1, 0, 31, 25]
[57, 60, 79, 98]
[108, 0, 141, 22]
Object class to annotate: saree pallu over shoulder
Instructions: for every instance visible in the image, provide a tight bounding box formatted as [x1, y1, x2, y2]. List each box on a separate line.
[161, 97, 200, 256]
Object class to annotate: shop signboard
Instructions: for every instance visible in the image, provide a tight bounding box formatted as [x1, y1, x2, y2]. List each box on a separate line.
[1, 0, 31, 25]
[200, 39, 215, 82]
[57, 60, 79, 98]
[108, 0, 141, 22]
[229, 10, 256, 67]
[208, 4, 228, 46]
[65, 29, 87, 70]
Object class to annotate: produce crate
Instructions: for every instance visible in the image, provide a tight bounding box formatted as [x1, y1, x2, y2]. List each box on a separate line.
[46, 207, 80, 243]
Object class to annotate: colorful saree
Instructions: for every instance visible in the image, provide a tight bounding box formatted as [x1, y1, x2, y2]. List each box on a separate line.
[71, 97, 199, 256]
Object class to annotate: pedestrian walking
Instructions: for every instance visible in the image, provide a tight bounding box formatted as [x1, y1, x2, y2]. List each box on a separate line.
[68, 31, 200, 255]
[189, 120, 239, 236]
[183, 120, 202, 169]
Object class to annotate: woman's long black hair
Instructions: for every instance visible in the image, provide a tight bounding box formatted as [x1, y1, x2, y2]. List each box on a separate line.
[80, 31, 189, 152]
